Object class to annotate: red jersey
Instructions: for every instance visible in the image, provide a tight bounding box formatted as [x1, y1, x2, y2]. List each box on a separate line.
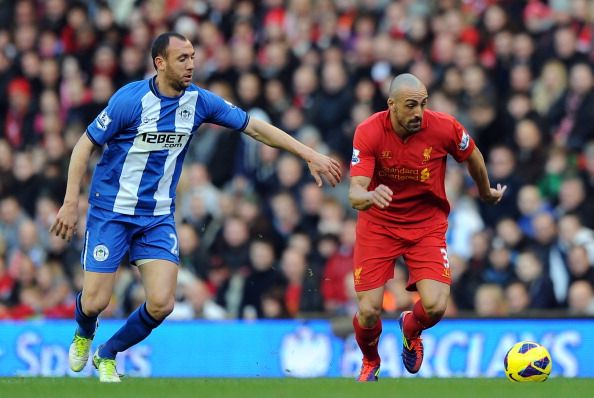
[350, 109, 475, 227]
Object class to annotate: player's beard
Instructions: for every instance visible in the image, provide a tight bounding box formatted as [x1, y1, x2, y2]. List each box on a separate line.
[405, 117, 422, 133]
[397, 116, 422, 134]
[166, 70, 191, 92]
[172, 76, 190, 91]
[394, 108, 422, 134]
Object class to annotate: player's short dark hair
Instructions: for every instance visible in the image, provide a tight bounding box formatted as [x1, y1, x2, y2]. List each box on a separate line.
[151, 32, 188, 70]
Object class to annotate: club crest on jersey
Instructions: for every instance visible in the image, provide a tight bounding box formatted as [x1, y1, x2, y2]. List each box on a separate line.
[93, 244, 109, 262]
[458, 130, 470, 150]
[177, 104, 193, 121]
[96, 110, 112, 131]
[423, 147, 432, 163]
[351, 148, 360, 165]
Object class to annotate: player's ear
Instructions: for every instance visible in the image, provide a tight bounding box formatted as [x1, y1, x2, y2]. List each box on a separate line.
[154, 55, 166, 71]
[387, 97, 395, 109]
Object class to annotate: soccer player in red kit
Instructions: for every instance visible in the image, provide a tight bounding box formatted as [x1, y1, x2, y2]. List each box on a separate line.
[349, 74, 506, 381]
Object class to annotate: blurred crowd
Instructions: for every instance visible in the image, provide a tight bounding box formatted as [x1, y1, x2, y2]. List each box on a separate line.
[1, 0, 594, 322]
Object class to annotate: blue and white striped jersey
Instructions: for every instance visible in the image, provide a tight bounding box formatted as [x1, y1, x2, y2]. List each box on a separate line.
[86, 77, 249, 216]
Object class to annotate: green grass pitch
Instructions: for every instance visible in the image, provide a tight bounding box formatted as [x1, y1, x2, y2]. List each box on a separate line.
[1, 378, 594, 398]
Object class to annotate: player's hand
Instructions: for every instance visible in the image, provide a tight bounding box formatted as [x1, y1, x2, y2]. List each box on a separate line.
[49, 202, 79, 242]
[370, 184, 393, 209]
[307, 153, 342, 187]
[481, 183, 507, 204]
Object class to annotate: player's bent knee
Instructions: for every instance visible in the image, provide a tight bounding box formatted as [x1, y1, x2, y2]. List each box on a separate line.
[358, 304, 382, 325]
[82, 299, 110, 316]
[81, 293, 112, 316]
[146, 298, 175, 320]
[425, 305, 446, 320]
[421, 297, 448, 320]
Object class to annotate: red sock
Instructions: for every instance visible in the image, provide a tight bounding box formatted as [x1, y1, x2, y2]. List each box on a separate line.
[403, 300, 442, 338]
[352, 314, 382, 363]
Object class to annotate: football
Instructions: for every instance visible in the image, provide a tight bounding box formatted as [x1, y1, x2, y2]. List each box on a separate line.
[504, 341, 552, 382]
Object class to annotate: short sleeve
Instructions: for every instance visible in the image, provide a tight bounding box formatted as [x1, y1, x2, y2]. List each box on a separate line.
[350, 125, 376, 178]
[86, 88, 135, 146]
[448, 118, 476, 163]
[200, 89, 249, 131]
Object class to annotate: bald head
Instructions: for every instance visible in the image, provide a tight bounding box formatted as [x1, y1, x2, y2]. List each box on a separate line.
[387, 73, 428, 135]
[389, 73, 426, 99]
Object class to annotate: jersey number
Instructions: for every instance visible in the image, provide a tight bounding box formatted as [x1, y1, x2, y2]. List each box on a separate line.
[440, 248, 449, 269]
[169, 233, 178, 255]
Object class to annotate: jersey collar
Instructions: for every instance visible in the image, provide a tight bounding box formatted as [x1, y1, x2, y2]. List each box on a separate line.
[149, 76, 185, 99]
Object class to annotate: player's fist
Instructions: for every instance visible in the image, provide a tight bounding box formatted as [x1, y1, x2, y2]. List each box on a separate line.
[370, 184, 393, 209]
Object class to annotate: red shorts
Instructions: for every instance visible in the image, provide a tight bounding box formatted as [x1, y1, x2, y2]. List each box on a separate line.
[353, 217, 451, 292]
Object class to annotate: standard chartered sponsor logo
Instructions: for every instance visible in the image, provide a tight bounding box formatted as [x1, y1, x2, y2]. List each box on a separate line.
[378, 166, 430, 182]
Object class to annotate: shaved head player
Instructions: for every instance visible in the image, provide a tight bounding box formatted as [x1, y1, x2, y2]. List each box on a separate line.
[349, 73, 505, 381]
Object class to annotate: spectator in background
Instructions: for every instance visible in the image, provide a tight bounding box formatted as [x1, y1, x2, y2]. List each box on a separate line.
[567, 245, 594, 287]
[532, 60, 567, 117]
[530, 212, 568, 304]
[2, 78, 36, 150]
[280, 247, 322, 316]
[580, 141, 594, 197]
[538, 146, 575, 203]
[480, 145, 520, 226]
[321, 218, 355, 315]
[567, 280, 594, 316]
[260, 285, 291, 319]
[555, 177, 594, 230]
[513, 119, 548, 184]
[177, 223, 210, 281]
[310, 61, 353, 154]
[516, 184, 553, 239]
[240, 240, 285, 319]
[446, 165, 484, 260]
[482, 240, 516, 287]
[475, 284, 507, 317]
[515, 250, 557, 309]
[0, 140, 15, 198]
[557, 213, 594, 265]
[0, 197, 29, 252]
[495, 217, 531, 257]
[12, 152, 41, 217]
[505, 281, 531, 316]
[450, 253, 481, 311]
[177, 277, 227, 320]
[548, 63, 594, 152]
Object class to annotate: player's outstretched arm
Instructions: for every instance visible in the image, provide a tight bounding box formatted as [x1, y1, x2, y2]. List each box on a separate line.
[349, 176, 393, 210]
[49, 132, 97, 241]
[465, 146, 507, 204]
[243, 118, 342, 187]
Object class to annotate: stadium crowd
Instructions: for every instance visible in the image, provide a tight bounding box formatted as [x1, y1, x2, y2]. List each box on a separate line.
[1, 0, 594, 321]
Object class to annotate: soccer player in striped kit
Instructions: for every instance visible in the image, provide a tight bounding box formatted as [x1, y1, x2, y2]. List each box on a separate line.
[50, 32, 342, 382]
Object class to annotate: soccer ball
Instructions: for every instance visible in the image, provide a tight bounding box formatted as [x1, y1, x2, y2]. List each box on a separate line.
[504, 341, 552, 382]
